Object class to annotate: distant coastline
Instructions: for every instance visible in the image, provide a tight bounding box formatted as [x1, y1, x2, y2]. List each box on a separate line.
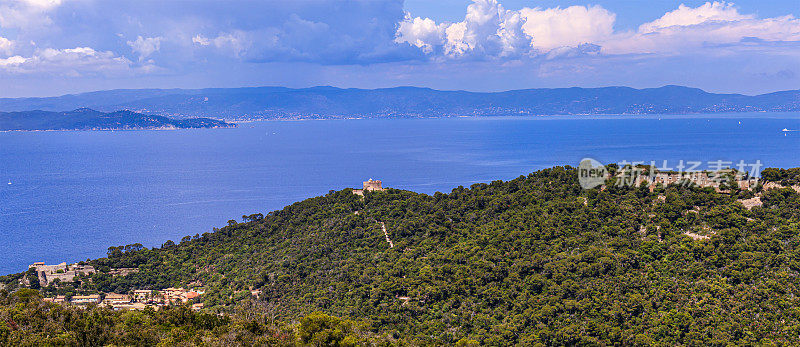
[222, 111, 800, 123]
[2, 85, 799, 120]
[0, 125, 236, 133]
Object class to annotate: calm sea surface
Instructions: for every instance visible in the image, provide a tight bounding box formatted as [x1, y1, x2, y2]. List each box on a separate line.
[1, 113, 799, 274]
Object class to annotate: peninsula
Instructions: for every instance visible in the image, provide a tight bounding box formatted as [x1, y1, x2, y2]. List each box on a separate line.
[0, 108, 234, 131]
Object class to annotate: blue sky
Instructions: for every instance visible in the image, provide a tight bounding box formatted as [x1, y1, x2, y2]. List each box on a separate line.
[1, 0, 799, 97]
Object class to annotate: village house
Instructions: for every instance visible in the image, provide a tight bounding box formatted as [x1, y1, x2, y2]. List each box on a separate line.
[43, 295, 66, 303]
[103, 293, 132, 305]
[185, 291, 200, 301]
[737, 177, 760, 190]
[128, 288, 202, 306]
[162, 287, 185, 303]
[109, 302, 149, 311]
[71, 295, 101, 305]
[133, 289, 157, 303]
[161, 287, 201, 304]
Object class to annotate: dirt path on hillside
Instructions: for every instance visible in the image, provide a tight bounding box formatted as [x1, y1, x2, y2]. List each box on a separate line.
[379, 222, 393, 248]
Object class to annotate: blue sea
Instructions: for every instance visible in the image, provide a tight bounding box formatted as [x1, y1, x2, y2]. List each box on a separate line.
[1, 113, 799, 275]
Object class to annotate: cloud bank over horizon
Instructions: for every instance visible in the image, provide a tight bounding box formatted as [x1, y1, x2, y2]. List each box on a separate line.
[0, 0, 798, 97]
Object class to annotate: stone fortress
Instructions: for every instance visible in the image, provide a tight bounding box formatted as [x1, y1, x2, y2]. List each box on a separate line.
[352, 179, 385, 196]
[615, 168, 759, 192]
[27, 262, 96, 287]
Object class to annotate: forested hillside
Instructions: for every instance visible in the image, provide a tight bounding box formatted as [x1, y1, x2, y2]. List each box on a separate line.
[3, 166, 800, 345]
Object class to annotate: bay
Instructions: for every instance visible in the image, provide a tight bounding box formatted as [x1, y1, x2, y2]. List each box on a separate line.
[1, 113, 799, 274]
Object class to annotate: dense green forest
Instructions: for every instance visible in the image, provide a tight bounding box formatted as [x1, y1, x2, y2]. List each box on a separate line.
[0, 289, 383, 346]
[2, 166, 800, 345]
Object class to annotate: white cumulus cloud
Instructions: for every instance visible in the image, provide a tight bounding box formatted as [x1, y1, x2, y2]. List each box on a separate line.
[192, 31, 253, 58]
[192, 35, 210, 46]
[395, 15, 446, 54]
[0, 36, 13, 55]
[602, 2, 800, 54]
[127, 36, 163, 61]
[0, 46, 135, 75]
[639, 1, 752, 33]
[395, 0, 533, 59]
[442, 0, 529, 58]
[396, 0, 615, 59]
[19, 0, 62, 9]
[0, 55, 26, 67]
[519, 5, 616, 51]
[0, 0, 63, 29]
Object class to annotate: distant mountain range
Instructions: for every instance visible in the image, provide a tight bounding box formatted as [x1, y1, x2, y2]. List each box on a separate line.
[1, 85, 799, 119]
[0, 108, 234, 131]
